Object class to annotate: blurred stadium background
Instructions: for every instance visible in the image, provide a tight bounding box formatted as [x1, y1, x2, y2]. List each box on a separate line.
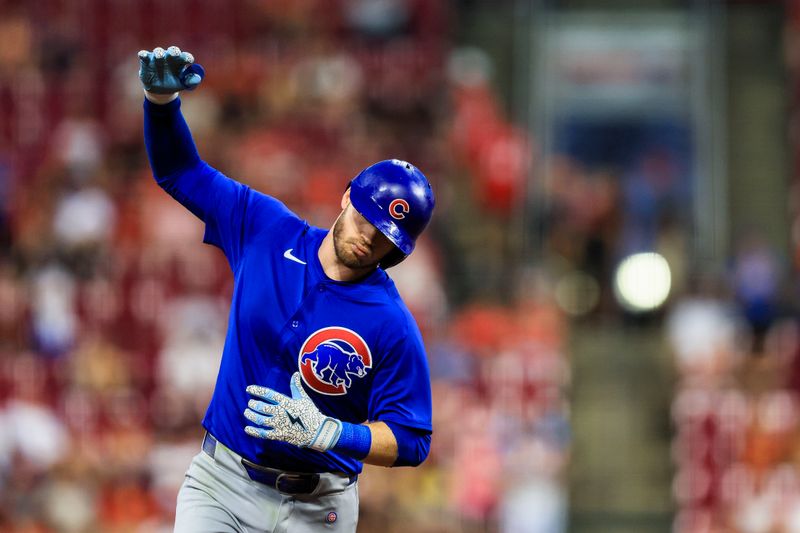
[0, 0, 798, 531]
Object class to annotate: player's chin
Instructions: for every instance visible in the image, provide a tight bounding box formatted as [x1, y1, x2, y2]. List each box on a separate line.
[342, 252, 379, 270]
[335, 243, 379, 270]
[348, 256, 378, 269]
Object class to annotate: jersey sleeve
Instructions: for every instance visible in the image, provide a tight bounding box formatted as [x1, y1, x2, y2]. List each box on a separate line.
[367, 316, 432, 432]
[194, 166, 300, 267]
[143, 97, 301, 268]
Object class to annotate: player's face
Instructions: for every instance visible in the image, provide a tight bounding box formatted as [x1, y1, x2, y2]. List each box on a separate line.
[332, 196, 395, 270]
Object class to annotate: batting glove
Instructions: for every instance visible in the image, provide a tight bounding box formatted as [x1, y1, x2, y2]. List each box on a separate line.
[137, 45, 205, 95]
[244, 372, 343, 452]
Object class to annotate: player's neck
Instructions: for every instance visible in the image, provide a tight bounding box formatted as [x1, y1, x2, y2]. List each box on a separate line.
[318, 233, 376, 282]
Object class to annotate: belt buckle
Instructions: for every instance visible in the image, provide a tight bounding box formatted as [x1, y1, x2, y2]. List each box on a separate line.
[276, 472, 303, 494]
[275, 472, 319, 495]
[275, 472, 291, 493]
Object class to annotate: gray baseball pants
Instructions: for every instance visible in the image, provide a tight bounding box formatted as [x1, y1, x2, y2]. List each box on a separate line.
[173, 435, 359, 533]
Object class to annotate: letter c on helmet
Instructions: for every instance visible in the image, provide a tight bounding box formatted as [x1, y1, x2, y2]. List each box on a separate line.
[389, 199, 410, 220]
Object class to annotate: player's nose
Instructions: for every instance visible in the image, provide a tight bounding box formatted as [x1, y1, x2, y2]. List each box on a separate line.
[359, 224, 380, 245]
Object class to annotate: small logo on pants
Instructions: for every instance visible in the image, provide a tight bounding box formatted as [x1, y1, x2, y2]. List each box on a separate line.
[326, 511, 337, 523]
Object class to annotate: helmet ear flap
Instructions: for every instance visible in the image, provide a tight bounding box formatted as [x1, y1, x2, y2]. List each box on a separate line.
[379, 247, 407, 269]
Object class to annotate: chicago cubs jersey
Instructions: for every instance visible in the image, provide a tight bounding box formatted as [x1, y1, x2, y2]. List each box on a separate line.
[163, 158, 432, 475]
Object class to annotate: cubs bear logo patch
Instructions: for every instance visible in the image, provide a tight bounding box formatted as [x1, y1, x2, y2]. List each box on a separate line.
[298, 327, 372, 395]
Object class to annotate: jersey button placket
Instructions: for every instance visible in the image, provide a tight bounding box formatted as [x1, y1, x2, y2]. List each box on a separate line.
[282, 282, 325, 346]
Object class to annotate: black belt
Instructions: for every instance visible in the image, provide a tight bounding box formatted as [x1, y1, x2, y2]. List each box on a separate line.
[202, 433, 355, 495]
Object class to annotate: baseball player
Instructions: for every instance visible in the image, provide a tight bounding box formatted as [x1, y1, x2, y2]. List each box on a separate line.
[138, 46, 435, 533]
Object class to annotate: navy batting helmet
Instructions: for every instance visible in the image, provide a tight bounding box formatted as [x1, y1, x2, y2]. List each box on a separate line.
[348, 159, 435, 267]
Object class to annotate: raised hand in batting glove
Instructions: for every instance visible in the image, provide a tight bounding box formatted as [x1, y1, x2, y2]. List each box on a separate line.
[244, 372, 344, 452]
[137, 45, 204, 97]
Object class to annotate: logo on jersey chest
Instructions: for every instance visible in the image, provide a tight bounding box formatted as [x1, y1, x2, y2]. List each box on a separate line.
[298, 327, 372, 395]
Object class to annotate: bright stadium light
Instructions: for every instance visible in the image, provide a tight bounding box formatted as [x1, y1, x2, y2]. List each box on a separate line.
[613, 252, 672, 313]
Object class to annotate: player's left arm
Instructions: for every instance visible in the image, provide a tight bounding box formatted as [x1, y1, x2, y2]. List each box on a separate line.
[362, 421, 398, 466]
[366, 420, 431, 467]
[244, 373, 430, 467]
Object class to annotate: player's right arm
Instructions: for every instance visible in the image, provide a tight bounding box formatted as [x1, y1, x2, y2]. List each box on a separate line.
[138, 46, 298, 267]
[139, 45, 202, 181]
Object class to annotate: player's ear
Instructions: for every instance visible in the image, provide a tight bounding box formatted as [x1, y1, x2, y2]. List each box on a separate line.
[341, 187, 351, 210]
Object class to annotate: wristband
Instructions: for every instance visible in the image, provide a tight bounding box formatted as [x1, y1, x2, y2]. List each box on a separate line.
[332, 422, 372, 460]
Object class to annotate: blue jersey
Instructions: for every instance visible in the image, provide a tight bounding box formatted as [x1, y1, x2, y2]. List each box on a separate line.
[143, 100, 432, 475]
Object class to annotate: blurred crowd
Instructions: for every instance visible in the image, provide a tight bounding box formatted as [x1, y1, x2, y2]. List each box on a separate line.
[0, 1, 567, 532]
[665, 5, 800, 533]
